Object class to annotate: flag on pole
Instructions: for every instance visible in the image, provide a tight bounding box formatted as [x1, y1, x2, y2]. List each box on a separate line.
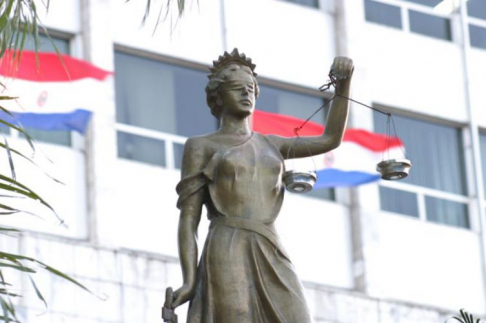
[0, 50, 112, 134]
[252, 109, 404, 188]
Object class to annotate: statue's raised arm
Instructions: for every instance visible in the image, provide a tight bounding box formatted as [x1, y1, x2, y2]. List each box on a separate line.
[266, 56, 354, 159]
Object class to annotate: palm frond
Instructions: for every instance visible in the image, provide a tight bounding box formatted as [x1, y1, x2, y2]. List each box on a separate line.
[128, 0, 187, 33]
[447, 309, 485, 323]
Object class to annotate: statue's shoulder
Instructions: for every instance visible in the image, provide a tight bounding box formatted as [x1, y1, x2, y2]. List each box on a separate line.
[184, 133, 219, 154]
[182, 134, 219, 171]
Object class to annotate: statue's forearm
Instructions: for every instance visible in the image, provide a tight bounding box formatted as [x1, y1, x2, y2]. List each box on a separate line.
[323, 79, 351, 145]
[178, 213, 199, 287]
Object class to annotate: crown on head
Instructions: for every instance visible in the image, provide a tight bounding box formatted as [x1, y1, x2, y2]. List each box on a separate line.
[208, 48, 257, 79]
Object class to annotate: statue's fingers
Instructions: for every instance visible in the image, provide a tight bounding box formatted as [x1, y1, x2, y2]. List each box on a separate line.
[344, 62, 352, 77]
[165, 287, 174, 308]
[338, 59, 345, 79]
[347, 60, 354, 71]
[172, 295, 182, 309]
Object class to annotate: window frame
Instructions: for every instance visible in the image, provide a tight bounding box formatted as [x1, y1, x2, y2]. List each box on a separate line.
[467, 11, 486, 50]
[479, 130, 486, 202]
[365, 0, 486, 49]
[373, 104, 473, 229]
[364, 0, 457, 43]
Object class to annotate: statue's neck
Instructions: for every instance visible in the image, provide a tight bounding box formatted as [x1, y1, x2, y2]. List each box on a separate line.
[218, 114, 252, 137]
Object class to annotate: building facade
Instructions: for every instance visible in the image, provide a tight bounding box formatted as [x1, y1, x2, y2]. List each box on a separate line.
[1, 0, 486, 322]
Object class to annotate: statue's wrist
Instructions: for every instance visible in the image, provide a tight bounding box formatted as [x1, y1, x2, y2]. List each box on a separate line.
[182, 278, 196, 288]
[336, 80, 351, 93]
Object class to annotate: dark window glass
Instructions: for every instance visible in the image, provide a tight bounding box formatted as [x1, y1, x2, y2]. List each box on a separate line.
[258, 85, 326, 122]
[303, 187, 335, 200]
[401, 0, 442, 7]
[480, 133, 486, 198]
[374, 113, 467, 195]
[409, 10, 452, 41]
[379, 186, 419, 217]
[364, 0, 403, 29]
[174, 142, 185, 170]
[469, 24, 486, 49]
[0, 124, 11, 135]
[20, 34, 71, 146]
[375, 112, 468, 228]
[22, 33, 70, 54]
[426, 196, 469, 228]
[282, 0, 318, 8]
[114, 51, 217, 137]
[22, 128, 71, 146]
[468, 0, 486, 20]
[117, 131, 166, 167]
[258, 84, 334, 201]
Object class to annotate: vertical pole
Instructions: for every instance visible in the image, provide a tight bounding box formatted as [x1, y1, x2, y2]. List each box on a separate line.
[81, 0, 97, 244]
[334, 0, 367, 293]
[458, 0, 486, 305]
[219, 0, 228, 52]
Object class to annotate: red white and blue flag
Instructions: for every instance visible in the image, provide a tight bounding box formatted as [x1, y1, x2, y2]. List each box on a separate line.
[0, 51, 112, 134]
[253, 109, 404, 188]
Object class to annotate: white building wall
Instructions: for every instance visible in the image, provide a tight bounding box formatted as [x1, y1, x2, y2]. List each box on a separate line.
[468, 49, 486, 128]
[112, 0, 225, 65]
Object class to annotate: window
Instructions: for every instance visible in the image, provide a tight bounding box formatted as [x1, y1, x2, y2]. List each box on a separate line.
[364, 0, 453, 42]
[114, 51, 216, 168]
[409, 10, 452, 40]
[379, 186, 419, 217]
[374, 112, 469, 228]
[23, 33, 70, 54]
[20, 33, 72, 146]
[469, 24, 486, 49]
[258, 84, 334, 201]
[467, 0, 486, 49]
[480, 132, 486, 198]
[466, 0, 486, 50]
[468, 0, 486, 20]
[117, 132, 166, 167]
[364, 0, 486, 48]
[364, 0, 403, 29]
[258, 85, 326, 121]
[115, 52, 215, 137]
[281, 0, 318, 9]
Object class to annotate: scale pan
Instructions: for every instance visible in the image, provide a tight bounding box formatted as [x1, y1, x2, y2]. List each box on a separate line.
[283, 170, 317, 193]
[377, 158, 412, 180]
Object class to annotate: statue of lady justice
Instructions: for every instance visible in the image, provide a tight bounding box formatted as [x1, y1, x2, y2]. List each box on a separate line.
[171, 49, 353, 322]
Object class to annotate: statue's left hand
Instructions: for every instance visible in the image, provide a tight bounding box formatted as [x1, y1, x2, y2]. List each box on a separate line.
[172, 283, 195, 309]
[331, 57, 354, 81]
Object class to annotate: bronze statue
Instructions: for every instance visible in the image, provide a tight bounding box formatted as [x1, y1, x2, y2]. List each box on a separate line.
[170, 49, 353, 322]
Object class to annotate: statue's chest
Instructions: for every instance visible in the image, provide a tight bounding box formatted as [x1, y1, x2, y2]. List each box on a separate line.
[217, 139, 283, 180]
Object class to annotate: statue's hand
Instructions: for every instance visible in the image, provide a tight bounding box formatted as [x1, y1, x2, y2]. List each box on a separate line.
[172, 283, 195, 308]
[330, 57, 354, 81]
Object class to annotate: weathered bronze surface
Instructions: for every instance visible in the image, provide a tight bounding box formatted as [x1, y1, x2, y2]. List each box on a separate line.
[377, 158, 412, 180]
[171, 49, 353, 322]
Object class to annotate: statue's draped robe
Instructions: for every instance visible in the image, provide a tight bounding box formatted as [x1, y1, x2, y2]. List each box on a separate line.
[176, 133, 312, 323]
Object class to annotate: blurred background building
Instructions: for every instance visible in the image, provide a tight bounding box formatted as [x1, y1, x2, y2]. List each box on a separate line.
[1, 0, 486, 322]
